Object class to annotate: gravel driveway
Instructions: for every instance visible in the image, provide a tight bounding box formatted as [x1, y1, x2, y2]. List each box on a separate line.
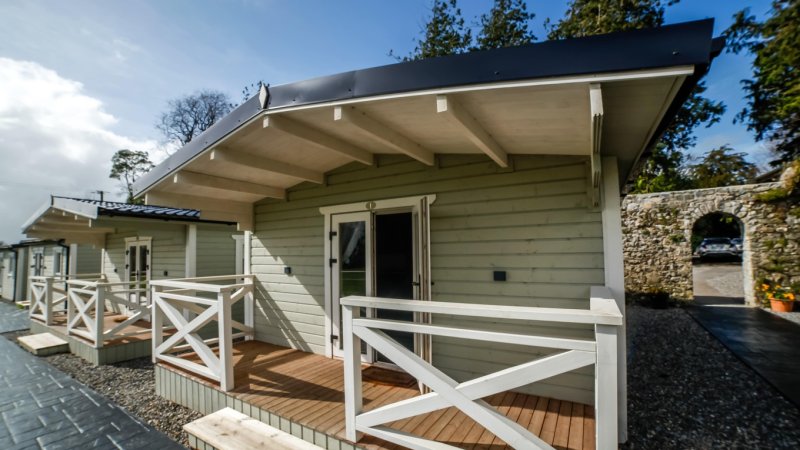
[624, 303, 800, 449]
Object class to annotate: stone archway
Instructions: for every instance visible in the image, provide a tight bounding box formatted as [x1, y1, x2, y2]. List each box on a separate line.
[622, 182, 799, 306]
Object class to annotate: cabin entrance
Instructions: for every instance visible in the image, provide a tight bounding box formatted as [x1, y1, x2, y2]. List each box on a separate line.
[326, 195, 434, 367]
[125, 237, 151, 304]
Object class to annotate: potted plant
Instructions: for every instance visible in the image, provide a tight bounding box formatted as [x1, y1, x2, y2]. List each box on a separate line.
[758, 279, 796, 312]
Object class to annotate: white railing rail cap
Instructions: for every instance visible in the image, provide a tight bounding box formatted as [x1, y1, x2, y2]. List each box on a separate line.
[341, 295, 623, 326]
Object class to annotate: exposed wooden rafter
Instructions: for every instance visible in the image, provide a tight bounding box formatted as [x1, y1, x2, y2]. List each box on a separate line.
[436, 95, 508, 168]
[209, 147, 324, 184]
[173, 171, 286, 200]
[263, 115, 374, 165]
[145, 191, 254, 232]
[30, 224, 113, 234]
[333, 106, 435, 166]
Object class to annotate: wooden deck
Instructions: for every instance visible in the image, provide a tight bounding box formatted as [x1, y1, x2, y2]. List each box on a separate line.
[159, 340, 596, 450]
[36, 312, 154, 346]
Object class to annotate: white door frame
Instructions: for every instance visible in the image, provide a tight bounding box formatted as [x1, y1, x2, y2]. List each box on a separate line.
[321, 194, 436, 359]
[124, 237, 152, 305]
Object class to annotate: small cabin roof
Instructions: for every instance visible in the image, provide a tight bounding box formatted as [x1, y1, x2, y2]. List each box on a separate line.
[131, 19, 723, 229]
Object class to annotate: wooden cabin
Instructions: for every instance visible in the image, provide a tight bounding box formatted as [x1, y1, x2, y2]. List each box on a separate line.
[0, 239, 101, 303]
[20, 196, 243, 364]
[132, 20, 722, 450]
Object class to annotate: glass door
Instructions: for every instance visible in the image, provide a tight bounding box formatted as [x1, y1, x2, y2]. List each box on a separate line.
[330, 212, 372, 360]
[125, 239, 151, 306]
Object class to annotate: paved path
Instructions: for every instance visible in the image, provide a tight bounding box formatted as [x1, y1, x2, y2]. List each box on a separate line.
[689, 264, 800, 408]
[0, 301, 30, 333]
[0, 312, 183, 449]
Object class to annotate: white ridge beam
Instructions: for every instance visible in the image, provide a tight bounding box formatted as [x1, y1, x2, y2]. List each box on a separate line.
[334, 106, 435, 166]
[173, 171, 285, 200]
[436, 95, 508, 168]
[209, 147, 324, 184]
[264, 115, 374, 165]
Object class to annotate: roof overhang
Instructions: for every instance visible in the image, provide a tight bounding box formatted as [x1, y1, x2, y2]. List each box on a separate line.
[21, 198, 108, 247]
[134, 19, 721, 230]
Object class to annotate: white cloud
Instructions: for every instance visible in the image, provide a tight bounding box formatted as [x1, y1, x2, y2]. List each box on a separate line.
[0, 57, 164, 243]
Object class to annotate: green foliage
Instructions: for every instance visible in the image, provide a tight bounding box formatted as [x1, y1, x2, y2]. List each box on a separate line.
[725, 1, 800, 165]
[392, 0, 472, 61]
[109, 150, 154, 204]
[756, 187, 791, 202]
[546, 0, 677, 39]
[688, 145, 758, 188]
[157, 90, 234, 147]
[548, 0, 724, 193]
[475, 0, 536, 50]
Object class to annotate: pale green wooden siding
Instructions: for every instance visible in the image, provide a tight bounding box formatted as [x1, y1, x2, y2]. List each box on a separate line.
[102, 223, 186, 283]
[252, 154, 602, 404]
[197, 227, 241, 277]
[75, 244, 101, 274]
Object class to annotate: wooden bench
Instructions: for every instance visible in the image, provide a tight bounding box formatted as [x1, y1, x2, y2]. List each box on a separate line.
[184, 408, 323, 450]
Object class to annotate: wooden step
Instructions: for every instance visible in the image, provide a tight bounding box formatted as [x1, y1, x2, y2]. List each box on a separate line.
[17, 333, 69, 356]
[184, 407, 323, 450]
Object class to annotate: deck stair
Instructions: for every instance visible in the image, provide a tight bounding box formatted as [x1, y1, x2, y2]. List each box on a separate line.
[17, 333, 69, 356]
[184, 408, 324, 450]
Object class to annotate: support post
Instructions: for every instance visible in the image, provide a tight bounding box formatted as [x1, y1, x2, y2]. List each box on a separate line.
[595, 323, 618, 450]
[95, 284, 105, 348]
[343, 304, 363, 442]
[67, 283, 74, 329]
[218, 288, 234, 391]
[243, 231, 253, 340]
[68, 244, 78, 277]
[601, 156, 627, 442]
[184, 224, 198, 321]
[44, 277, 54, 325]
[151, 285, 163, 364]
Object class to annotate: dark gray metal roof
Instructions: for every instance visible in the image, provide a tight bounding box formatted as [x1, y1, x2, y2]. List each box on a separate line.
[133, 19, 720, 196]
[54, 197, 201, 220]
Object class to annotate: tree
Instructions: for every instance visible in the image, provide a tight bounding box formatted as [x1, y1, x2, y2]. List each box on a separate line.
[392, 0, 472, 61]
[725, 1, 800, 165]
[688, 145, 759, 188]
[475, 0, 536, 50]
[157, 90, 233, 147]
[110, 150, 154, 204]
[547, 0, 725, 193]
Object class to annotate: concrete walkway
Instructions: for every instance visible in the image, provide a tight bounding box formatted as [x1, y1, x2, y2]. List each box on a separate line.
[0, 303, 183, 449]
[0, 301, 30, 333]
[690, 263, 800, 408]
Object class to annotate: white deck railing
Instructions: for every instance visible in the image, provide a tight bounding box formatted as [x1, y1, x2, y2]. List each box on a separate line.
[29, 273, 106, 325]
[342, 286, 623, 450]
[150, 275, 255, 391]
[65, 278, 149, 348]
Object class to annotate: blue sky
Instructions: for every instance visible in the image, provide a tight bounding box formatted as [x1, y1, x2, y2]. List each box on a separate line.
[0, 0, 773, 242]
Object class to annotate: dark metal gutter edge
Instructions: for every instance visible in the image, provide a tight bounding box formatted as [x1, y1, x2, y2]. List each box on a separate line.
[97, 211, 237, 227]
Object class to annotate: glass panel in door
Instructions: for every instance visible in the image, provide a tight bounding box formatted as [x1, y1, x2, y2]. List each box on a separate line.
[331, 212, 371, 359]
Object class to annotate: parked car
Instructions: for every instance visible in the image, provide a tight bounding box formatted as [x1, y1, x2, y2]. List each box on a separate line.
[731, 238, 743, 256]
[697, 237, 739, 259]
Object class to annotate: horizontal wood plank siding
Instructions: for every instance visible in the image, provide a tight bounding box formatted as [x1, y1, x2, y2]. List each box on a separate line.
[75, 244, 101, 274]
[196, 226, 240, 277]
[252, 154, 601, 404]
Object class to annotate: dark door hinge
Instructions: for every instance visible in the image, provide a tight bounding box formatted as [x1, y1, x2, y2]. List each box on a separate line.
[330, 334, 338, 344]
[329, 258, 337, 266]
[329, 231, 337, 240]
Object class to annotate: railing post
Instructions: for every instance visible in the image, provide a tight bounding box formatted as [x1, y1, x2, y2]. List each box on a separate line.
[343, 303, 363, 443]
[66, 282, 74, 329]
[151, 285, 163, 364]
[95, 284, 105, 349]
[244, 276, 254, 341]
[44, 277, 54, 325]
[218, 288, 234, 391]
[595, 323, 618, 450]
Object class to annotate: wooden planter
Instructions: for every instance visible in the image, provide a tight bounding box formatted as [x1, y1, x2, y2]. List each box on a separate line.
[770, 299, 795, 313]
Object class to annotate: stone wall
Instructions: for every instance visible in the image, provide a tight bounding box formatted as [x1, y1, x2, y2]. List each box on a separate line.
[622, 182, 800, 305]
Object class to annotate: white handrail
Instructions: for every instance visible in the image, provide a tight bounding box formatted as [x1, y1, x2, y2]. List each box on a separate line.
[151, 274, 255, 391]
[66, 280, 152, 348]
[342, 286, 622, 450]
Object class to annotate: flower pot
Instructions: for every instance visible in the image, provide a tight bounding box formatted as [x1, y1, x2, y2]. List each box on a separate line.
[770, 299, 795, 312]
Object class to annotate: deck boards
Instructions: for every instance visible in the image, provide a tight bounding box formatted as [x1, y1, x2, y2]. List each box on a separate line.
[36, 312, 154, 346]
[160, 340, 595, 450]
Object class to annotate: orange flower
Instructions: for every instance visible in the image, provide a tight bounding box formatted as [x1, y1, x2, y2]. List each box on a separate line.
[788, 293, 796, 301]
[761, 284, 770, 291]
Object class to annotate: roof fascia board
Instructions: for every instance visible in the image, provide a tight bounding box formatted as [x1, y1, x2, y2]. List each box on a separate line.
[52, 197, 99, 220]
